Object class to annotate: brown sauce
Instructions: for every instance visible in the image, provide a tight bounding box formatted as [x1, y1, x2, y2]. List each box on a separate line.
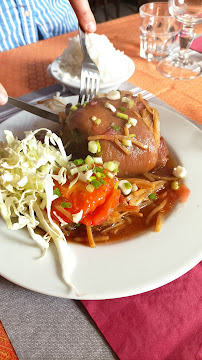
[64, 154, 181, 246]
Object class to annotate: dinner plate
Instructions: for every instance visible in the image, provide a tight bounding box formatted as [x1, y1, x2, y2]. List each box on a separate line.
[48, 55, 135, 94]
[0, 97, 202, 300]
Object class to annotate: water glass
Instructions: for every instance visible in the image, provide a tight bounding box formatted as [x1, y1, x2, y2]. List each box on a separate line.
[139, 2, 181, 62]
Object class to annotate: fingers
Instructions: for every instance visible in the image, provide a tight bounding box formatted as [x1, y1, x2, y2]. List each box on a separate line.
[0, 83, 8, 105]
[70, 0, 96, 32]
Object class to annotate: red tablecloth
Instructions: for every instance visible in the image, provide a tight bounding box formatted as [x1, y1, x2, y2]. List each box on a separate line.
[82, 263, 202, 360]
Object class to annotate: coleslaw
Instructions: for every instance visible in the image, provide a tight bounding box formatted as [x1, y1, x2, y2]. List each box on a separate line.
[0, 128, 78, 293]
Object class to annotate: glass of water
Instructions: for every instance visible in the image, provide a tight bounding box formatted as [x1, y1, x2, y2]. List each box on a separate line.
[139, 2, 181, 62]
[158, 0, 202, 79]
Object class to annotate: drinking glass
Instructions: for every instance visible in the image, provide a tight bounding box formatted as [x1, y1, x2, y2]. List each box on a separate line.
[157, 0, 202, 79]
[139, 2, 181, 62]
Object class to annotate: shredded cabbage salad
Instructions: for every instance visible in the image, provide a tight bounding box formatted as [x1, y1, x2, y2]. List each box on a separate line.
[0, 128, 78, 293]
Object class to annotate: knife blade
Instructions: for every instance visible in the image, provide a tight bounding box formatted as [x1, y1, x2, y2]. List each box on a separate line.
[7, 96, 60, 123]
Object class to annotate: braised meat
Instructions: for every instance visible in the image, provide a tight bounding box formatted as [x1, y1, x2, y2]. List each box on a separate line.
[62, 91, 168, 177]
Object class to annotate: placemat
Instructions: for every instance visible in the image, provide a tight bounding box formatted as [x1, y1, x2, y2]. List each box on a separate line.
[82, 262, 202, 360]
[0, 277, 119, 360]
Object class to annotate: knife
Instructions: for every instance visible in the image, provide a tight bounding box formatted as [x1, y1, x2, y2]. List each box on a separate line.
[7, 96, 60, 123]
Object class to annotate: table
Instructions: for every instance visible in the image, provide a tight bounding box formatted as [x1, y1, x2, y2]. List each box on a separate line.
[0, 14, 201, 123]
[0, 13, 202, 359]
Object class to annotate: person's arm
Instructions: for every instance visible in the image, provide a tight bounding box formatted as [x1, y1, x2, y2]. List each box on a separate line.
[0, 1, 96, 106]
[69, 0, 96, 32]
[0, 84, 8, 105]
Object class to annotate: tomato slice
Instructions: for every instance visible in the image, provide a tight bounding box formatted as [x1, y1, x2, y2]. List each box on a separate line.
[164, 183, 190, 215]
[51, 172, 120, 225]
[82, 188, 121, 226]
[177, 183, 190, 203]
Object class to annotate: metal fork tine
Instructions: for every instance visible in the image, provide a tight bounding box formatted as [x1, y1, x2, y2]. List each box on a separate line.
[88, 77, 92, 101]
[79, 88, 83, 104]
[95, 78, 100, 96]
[78, 24, 100, 104]
[90, 77, 95, 101]
[92, 80, 97, 99]
[86, 76, 90, 102]
[83, 92, 87, 104]
[79, 70, 85, 104]
[79, 95, 84, 105]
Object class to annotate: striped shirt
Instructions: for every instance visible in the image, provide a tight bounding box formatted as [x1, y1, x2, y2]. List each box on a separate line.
[0, 0, 78, 52]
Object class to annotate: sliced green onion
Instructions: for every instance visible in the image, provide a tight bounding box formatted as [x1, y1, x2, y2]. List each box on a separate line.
[120, 106, 126, 112]
[107, 90, 121, 100]
[129, 133, 136, 138]
[104, 161, 119, 174]
[96, 141, 101, 153]
[116, 112, 129, 120]
[93, 157, 103, 164]
[124, 182, 132, 190]
[91, 179, 102, 189]
[113, 161, 119, 174]
[128, 117, 137, 127]
[79, 164, 90, 172]
[112, 125, 120, 131]
[148, 193, 157, 200]
[99, 178, 107, 185]
[114, 182, 119, 190]
[88, 140, 98, 154]
[83, 101, 87, 107]
[171, 181, 179, 190]
[96, 172, 101, 179]
[76, 103, 81, 107]
[61, 202, 72, 208]
[70, 164, 89, 176]
[121, 97, 130, 103]
[90, 176, 96, 181]
[96, 172, 105, 179]
[103, 161, 115, 172]
[125, 123, 132, 129]
[94, 167, 104, 173]
[74, 158, 84, 166]
[95, 118, 101, 125]
[86, 184, 95, 193]
[106, 172, 114, 179]
[122, 139, 132, 147]
[129, 100, 135, 108]
[53, 188, 61, 197]
[104, 102, 116, 112]
[121, 97, 134, 108]
[70, 105, 78, 112]
[85, 155, 94, 165]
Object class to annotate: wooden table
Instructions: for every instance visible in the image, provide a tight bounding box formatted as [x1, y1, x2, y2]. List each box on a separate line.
[0, 13, 202, 359]
[0, 14, 201, 122]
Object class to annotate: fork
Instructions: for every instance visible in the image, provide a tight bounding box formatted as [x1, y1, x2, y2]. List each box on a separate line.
[78, 25, 100, 104]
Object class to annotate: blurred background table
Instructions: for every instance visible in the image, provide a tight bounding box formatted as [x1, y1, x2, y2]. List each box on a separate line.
[0, 14, 201, 122]
[0, 12, 202, 359]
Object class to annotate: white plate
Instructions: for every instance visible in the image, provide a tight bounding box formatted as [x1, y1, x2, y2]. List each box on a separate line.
[48, 55, 135, 94]
[0, 98, 202, 300]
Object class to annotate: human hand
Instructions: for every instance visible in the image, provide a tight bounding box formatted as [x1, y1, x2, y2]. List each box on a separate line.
[0, 84, 8, 105]
[70, 0, 96, 33]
